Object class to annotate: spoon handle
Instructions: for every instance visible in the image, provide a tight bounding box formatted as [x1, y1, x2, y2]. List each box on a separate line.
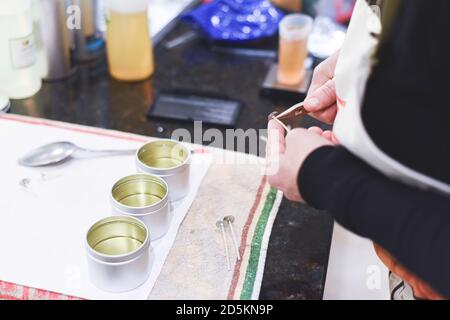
[73, 148, 136, 158]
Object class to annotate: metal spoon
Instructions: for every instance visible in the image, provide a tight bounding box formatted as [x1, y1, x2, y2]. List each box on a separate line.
[18, 141, 136, 167]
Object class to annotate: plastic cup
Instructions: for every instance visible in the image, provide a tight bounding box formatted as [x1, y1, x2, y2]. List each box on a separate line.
[277, 14, 313, 85]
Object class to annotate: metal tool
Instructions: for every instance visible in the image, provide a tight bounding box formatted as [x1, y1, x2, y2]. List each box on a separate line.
[165, 31, 197, 49]
[216, 220, 231, 271]
[223, 216, 241, 261]
[275, 102, 308, 121]
[268, 102, 308, 132]
[18, 141, 136, 167]
[269, 116, 291, 132]
[212, 47, 277, 60]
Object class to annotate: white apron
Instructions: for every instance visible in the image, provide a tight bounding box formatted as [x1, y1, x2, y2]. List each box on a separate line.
[333, 0, 450, 195]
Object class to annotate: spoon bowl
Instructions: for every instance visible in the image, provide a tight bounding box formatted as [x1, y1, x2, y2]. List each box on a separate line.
[19, 142, 77, 167]
[18, 141, 136, 167]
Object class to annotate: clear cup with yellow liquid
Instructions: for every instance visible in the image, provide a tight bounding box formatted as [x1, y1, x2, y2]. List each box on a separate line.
[271, 0, 303, 12]
[104, 0, 154, 81]
[277, 14, 313, 86]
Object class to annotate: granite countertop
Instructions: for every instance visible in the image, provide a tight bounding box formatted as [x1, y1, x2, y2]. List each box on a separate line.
[10, 20, 334, 300]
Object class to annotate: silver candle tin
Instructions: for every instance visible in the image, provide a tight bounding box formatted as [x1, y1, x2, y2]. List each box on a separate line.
[136, 140, 191, 202]
[111, 174, 171, 240]
[85, 216, 152, 293]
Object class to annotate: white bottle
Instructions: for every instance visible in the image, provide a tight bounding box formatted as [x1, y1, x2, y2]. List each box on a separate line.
[0, 0, 42, 99]
[31, 0, 48, 78]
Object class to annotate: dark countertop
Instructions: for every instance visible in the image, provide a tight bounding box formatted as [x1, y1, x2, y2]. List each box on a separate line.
[10, 22, 334, 300]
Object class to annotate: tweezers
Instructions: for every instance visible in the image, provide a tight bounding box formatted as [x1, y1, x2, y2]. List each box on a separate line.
[268, 102, 308, 132]
[275, 102, 307, 121]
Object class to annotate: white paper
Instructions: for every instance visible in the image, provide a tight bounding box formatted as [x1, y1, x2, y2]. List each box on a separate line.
[148, 0, 194, 37]
[0, 115, 211, 300]
[323, 223, 390, 300]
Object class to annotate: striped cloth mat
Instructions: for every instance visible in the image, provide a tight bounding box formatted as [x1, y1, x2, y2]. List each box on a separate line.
[0, 114, 283, 300]
[228, 182, 281, 300]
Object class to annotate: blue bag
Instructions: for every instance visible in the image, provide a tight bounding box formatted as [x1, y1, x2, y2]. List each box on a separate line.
[182, 0, 284, 42]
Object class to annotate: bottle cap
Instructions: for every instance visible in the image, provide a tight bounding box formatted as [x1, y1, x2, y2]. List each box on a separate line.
[104, 0, 150, 14]
[0, 0, 31, 16]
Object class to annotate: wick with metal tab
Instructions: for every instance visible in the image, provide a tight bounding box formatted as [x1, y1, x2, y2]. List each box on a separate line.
[216, 220, 232, 271]
[223, 216, 241, 261]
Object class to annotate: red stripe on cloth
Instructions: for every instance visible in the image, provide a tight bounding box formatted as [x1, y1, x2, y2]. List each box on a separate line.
[0, 295, 21, 300]
[0, 114, 210, 155]
[0, 114, 149, 143]
[22, 287, 29, 300]
[227, 176, 267, 300]
[0, 280, 81, 300]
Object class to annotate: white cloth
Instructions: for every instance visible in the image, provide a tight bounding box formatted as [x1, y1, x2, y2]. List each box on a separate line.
[0, 115, 211, 300]
[333, 0, 450, 194]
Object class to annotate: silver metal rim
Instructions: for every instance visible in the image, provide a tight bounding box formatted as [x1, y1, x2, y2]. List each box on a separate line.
[135, 139, 191, 176]
[85, 216, 150, 263]
[110, 174, 170, 215]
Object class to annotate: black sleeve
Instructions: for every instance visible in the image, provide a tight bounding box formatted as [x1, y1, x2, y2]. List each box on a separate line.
[361, 0, 450, 184]
[298, 146, 450, 298]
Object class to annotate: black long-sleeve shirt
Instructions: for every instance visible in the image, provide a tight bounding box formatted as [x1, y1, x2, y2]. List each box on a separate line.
[297, 0, 450, 298]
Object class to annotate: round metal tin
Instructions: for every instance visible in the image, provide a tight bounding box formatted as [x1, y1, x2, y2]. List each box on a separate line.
[111, 174, 171, 240]
[85, 216, 152, 292]
[136, 140, 191, 201]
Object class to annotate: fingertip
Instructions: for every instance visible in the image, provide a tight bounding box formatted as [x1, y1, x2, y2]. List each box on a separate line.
[267, 112, 279, 122]
[331, 133, 340, 145]
[267, 119, 279, 130]
[322, 130, 333, 140]
[304, 97, 320, 111]
[308, 126, 323, 134]
[267, 120, 286, 155]
[285, 127, 308, 144]
[321, 130, 340, 145]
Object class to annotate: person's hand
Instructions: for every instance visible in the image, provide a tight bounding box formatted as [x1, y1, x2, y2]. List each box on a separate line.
[303, 51, 340, 124]
[265, 120, 334, 202]
[307, 126, 340, 145]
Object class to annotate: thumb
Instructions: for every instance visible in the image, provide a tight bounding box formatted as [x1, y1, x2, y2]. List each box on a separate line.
[265, 120, 286, 176]
[267, 120, 286, 156]
[304, 79, 336, 112]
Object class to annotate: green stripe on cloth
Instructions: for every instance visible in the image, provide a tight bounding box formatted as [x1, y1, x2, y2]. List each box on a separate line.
[239, 187, 278, 300]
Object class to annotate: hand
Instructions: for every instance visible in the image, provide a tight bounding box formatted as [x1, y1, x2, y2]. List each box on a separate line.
[303, 51, 340, 124]
[307, 126, 340, 145]
[265, 120, 334, 202]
